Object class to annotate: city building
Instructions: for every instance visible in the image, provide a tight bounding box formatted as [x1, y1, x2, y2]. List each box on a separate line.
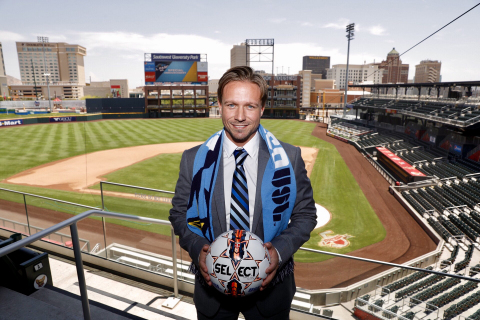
[230, 43, 249, 68]
[16, 41, 87, 86]
[326, 64, 381, 89]
[208, 79, 219, 95]
[302, 56, 330, 79]
[0, 42, 6, 76]
[10, 84, 84, 100]
[263, 75, 301, 118]
[414, 60, 441, 83]
[299, 70, 311, 108]
[373, 48, 409, 84]
[129, 87, 145, 98]
[0, 42, 7, 98]
[84, 79, 129, 98]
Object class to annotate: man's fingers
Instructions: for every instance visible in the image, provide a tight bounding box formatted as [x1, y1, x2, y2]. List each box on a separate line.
[260, 270, 276, 291]
[199, 244, 212, 286]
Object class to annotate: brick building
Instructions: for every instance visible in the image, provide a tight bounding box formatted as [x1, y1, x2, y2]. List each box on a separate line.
[373, 48, 409, 84]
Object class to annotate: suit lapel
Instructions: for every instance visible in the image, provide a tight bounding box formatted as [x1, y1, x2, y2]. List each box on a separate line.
[252, 140, 269, 236]
[213, 152, 226, 236]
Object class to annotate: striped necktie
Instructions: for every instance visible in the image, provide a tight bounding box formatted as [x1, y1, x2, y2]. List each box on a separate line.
[230, 149, 249, 231]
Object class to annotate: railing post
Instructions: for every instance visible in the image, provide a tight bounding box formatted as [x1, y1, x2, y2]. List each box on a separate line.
[70, 222, 92, 320]
[100, 182, 105, 211]
[171, 227, 178, 298]
[23, 194, 32, 236]
[100, 182, 108, 259]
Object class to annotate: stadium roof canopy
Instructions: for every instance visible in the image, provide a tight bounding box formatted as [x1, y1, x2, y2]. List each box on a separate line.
[351, 80, 480, 89]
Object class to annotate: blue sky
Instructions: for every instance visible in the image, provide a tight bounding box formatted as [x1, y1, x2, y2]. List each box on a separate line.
[1, 0, 479, 88]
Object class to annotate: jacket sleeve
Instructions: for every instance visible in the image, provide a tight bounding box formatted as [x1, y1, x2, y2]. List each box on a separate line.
[169, 149, 210, 266]
[270, 145, 317, 268]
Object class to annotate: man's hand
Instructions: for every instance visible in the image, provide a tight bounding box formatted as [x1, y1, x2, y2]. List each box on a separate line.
[199, 244, 212, 286]
[260, 242, 279, 291]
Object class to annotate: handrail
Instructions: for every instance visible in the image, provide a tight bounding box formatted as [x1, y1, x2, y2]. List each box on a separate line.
[100, 181, 175, 195]
[298, 247, 480, 283]
[0, 209, 178, 320]
[0, 187, 99, 211]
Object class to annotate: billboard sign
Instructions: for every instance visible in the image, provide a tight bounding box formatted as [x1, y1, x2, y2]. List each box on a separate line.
[453, 144, 462, 154]
[50, 117, 77, 122]
[145, 53, 207, 84]
[145, 72, 155, 83]
[376, 147, 426, 177]
[151, 53, 200, 61]
[0, 119, 23, 127]
[111, 85, 121, 98]
[144, 62, 155, 72]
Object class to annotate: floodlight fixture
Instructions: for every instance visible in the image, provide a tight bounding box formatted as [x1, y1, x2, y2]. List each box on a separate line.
[343, 23, 355, 117]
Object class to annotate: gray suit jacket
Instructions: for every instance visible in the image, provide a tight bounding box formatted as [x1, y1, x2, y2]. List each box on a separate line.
[169, 136, 317, 317]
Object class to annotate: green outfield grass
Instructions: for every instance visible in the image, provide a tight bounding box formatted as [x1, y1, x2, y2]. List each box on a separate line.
[0, 118, 385, 262]
[0, 112, 79, 119]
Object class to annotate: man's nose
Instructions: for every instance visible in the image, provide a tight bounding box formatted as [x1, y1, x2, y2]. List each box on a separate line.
[235, 106, 246, 121]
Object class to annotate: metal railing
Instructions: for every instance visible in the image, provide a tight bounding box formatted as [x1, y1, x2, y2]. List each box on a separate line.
[3, 184, 480, 318]
[0, 208, 177, 320]
[0, 216, 90, 251]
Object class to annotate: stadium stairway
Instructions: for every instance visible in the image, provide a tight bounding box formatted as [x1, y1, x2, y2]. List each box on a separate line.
[0, 285, 142, 320]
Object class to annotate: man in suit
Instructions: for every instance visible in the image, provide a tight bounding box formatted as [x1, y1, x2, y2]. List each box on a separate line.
[169, 66, 317, 319]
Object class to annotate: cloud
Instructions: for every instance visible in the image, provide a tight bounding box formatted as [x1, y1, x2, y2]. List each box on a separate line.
[368, 25, 387, 36]
[0, 31, 25, 42]
[214, 30, 221, 34]
[322, 18, 350, 30]
[301, 22, 314, 27]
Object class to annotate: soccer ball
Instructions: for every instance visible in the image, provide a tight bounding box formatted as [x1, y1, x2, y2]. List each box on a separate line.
[206, 230, 270, 297]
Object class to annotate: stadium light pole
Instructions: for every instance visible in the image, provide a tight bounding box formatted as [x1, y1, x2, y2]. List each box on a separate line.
[38, 36, 52, 113]
[343, 23, 355, 118]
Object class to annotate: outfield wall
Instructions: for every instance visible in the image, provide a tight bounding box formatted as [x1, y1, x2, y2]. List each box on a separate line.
[86, 98, 145, 113]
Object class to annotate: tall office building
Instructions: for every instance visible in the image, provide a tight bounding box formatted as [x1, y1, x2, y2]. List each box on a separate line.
[373, 48, 409, 84]
[230, 43, 250, 68]
[0, 43, 8, 98]
[414, 60, 441, 83]
[16, 41, 87, 85]
[326, 64, 381, 89]
[0, 42, 6, 76]
[302, 56, 330, 79]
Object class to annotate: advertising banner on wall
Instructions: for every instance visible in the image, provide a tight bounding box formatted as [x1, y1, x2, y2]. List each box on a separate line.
[145, 53, 207, 84]
[453, 144, 462, 154]
[0, 119, 23, 127]
[50, 117, 77, 122]
[376, 147, 426, 177]
[111, 85, 121, 98]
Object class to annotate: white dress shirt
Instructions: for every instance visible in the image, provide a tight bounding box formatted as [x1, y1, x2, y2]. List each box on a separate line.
[223, 131, 259, 230]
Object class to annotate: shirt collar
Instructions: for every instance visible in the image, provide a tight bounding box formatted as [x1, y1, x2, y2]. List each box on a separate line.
[223, 130, 259, 159]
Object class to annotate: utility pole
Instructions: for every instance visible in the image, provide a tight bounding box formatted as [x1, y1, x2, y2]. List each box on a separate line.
[31, 59, 39, 100]
[343, 23, 355, 118]
[38, 36, 52, 112]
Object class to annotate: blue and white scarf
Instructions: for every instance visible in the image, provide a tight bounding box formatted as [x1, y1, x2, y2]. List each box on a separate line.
[186, 124, 296, 243]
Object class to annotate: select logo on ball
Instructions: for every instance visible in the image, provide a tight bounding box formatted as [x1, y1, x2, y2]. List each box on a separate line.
[207, 230, 270, 297]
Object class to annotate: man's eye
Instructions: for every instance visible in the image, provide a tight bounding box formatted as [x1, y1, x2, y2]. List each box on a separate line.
[228, 104, 235, 108]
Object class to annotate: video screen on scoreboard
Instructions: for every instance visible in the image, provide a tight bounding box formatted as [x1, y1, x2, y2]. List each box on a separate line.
[144, 53, 208, 85]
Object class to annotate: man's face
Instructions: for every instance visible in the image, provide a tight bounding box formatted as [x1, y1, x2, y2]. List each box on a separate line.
[219, 81, 264, 147]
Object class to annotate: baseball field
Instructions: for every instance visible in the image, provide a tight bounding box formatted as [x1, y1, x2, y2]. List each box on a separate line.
[0, 118, 386, 263]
